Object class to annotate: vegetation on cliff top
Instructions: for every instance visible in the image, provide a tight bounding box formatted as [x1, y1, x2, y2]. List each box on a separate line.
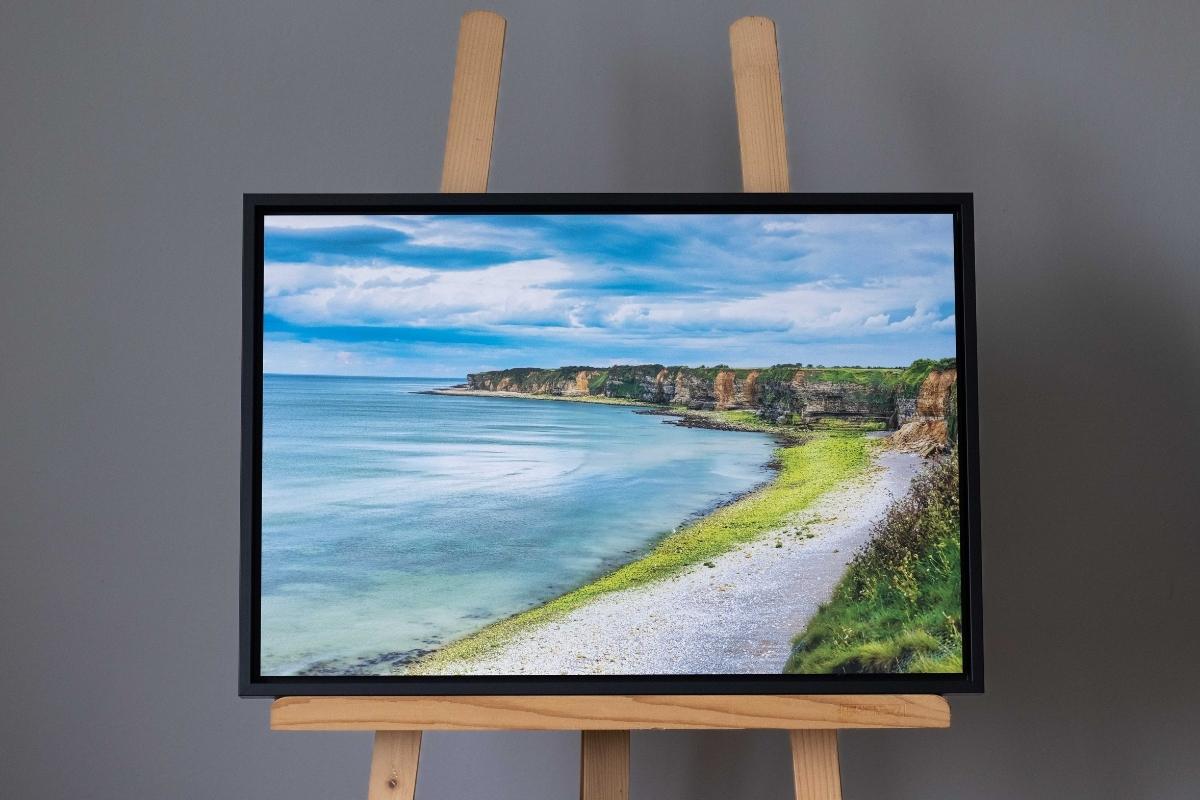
[412, 421, 873, 671]
[470, 358, 955, 399]
[896, 357, 957, 396]
[784, 452, 962, 674]
[757, 364, 901, 388]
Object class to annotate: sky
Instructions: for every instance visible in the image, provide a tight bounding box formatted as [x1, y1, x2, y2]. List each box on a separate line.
[262, 213, 957, 377]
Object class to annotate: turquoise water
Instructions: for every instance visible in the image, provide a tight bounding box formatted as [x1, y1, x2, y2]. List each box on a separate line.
[260, 375, 776, 675]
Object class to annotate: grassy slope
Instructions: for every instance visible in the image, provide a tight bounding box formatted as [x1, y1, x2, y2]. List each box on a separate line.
[896, 357, 957, 396]
[415, 424, 873, 669]
[784, 453, 962, 674]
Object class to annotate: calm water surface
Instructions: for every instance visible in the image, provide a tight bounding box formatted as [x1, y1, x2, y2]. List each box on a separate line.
[261, 374, 775, 675]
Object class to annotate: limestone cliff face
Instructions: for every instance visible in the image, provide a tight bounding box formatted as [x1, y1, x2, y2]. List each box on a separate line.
[571, 370, 593, 396]
[739, 370, 760, 407]
[671, 370, 715, 408]
[464, 361, 958, 446]
[752, 371, 894, 425]
[776, 373, 896, 424]
[917, 369, 957, 417]
[891, 369, 958, 453]
[714, 371, 736, 408]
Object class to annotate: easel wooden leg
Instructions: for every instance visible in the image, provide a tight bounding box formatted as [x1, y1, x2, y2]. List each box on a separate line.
[729, 16, 791, 192]
[368, 731, 422, 800]
[790, 730, 842, 800]
[366, 10, 507, 799]
[580, 730, 630, 800]
[440, 10, 507, 192]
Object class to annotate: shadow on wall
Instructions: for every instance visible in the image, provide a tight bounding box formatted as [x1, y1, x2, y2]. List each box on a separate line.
[633, 729, 793, 799]
[840, 22, 1200, 798]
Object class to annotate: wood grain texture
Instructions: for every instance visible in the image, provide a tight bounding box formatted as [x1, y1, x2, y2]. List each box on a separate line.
[580, 730, 629, 800]
[440, 10, 506, 192]
[270, 695, 949, 731]
[367, 730, 422, 800]
[729, 16, 791, 192]
[790, 730, 842, 800]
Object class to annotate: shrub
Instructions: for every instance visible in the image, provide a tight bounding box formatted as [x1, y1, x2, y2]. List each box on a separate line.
[785, 452, 962, 674]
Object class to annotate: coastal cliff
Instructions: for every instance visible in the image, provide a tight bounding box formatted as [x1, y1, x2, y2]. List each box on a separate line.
[464, 359, 958, 447]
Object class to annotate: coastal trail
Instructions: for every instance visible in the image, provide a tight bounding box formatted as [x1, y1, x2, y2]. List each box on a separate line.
[423, 445, 922, 675]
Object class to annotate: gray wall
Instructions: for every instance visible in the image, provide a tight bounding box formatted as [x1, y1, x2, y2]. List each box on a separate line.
[2, 1, 1198, 798]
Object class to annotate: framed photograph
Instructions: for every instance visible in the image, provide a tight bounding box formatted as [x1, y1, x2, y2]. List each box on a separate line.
[240, 193, 981, 696]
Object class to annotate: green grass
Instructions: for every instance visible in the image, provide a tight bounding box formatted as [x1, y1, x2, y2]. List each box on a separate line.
[805, 418, 888, 432]
[784, 453, 963, 674]
[668, 364, 753, 380]
[714, 409, 780, 430]
[414, 431, 874, 670]
[677, 408, 799, 436]
[470, 358, 956, 403]
[896, 357, 957, 396]
[756, 365, 903, 386]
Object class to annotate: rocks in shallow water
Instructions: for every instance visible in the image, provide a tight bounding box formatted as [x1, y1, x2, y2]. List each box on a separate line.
[297, 647, 433, 676]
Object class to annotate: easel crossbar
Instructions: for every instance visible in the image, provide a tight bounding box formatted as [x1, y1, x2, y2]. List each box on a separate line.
[271, 694, 950, 732]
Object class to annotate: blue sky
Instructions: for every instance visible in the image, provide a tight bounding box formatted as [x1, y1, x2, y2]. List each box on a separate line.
[263, 213, 957, 377]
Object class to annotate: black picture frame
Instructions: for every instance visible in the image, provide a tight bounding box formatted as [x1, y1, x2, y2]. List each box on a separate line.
[240, 192, 983, 697]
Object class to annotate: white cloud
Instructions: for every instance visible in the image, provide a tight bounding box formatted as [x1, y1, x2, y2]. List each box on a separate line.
[600, 274, 951, 340]
[265, 258, 575, 327]
[762, 215, 942, 236]
[262, 212, 959, 373]
[264, 214, 543, 254]
[265, 214, 426, 231]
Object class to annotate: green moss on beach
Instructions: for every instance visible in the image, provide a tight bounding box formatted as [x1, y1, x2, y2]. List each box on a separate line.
[413, 429, 873, 670]
[805, 418, 888, 432]
[784, 453, 962, 674]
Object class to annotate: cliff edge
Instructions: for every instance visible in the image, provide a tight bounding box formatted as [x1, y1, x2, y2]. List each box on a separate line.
[464, 359, 957, 449]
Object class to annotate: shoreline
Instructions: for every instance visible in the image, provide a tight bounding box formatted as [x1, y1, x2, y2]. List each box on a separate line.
[424, 386, 882, 441]
[406, 427, 883, 674]
[422, 386, 655, 407]
[438, 446, 921, 675]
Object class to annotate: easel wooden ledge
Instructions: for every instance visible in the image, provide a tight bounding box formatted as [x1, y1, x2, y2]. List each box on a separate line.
[268, 12, 952, 800]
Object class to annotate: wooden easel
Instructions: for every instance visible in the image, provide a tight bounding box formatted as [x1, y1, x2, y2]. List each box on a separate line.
[268, 12, 952, 799]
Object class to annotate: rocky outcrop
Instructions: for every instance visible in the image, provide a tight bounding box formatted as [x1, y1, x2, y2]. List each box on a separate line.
[465, 360, 958, 448]
[890, 369, 958, 454]
[714, 371, 736, 408]
[770, 373, 897, 425]
[740, 370, 760, 407]
[571, 370, 593, 395]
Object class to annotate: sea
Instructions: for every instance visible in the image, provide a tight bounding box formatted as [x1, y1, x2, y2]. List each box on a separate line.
[260, 374, 776, 675]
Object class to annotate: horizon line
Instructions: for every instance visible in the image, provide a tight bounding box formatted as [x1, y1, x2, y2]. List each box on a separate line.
[264, 356, 955, 381]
